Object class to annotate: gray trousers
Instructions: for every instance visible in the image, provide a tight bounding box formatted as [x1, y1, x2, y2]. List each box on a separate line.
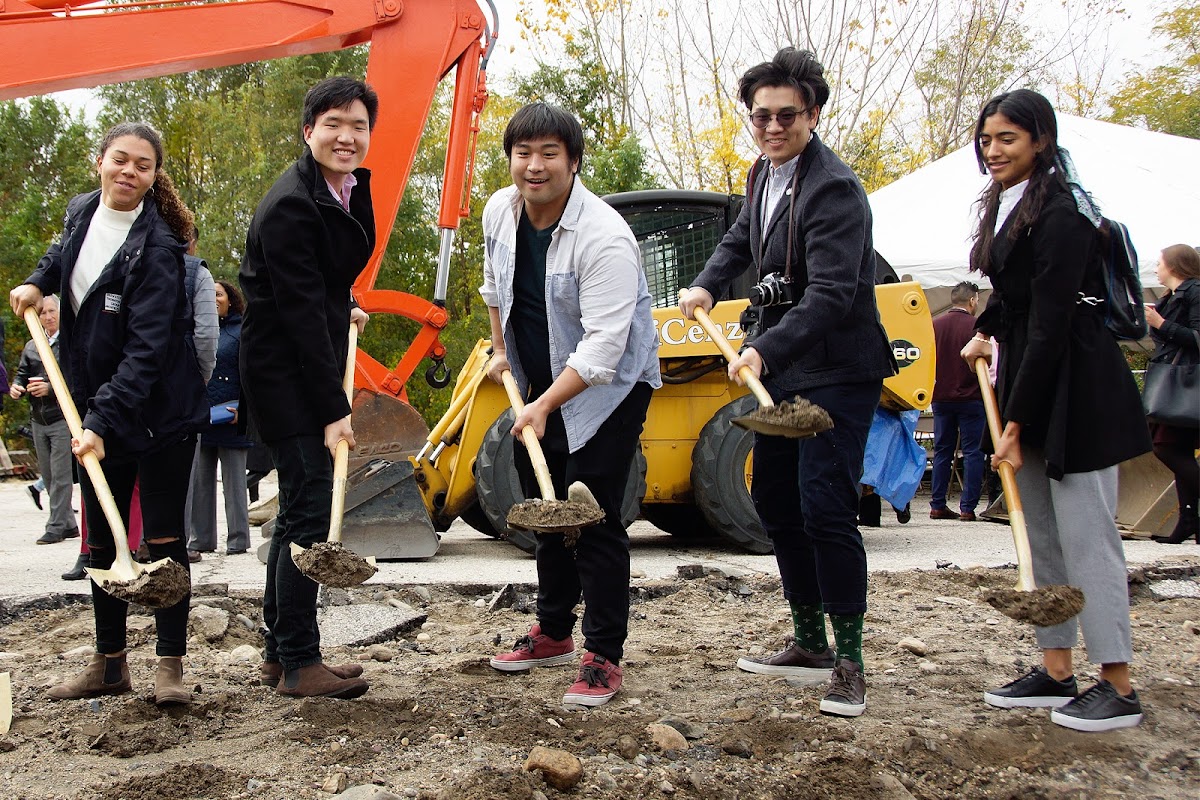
[185, 443, 250, 552]
[32, 418, 75, 536]
[1015, 449, 1132, 664]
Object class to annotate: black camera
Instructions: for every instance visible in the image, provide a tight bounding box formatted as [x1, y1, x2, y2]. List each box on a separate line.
[748, 272, 794, 307]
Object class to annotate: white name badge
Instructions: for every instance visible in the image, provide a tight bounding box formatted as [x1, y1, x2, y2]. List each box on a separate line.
[103, 293, 122, 313]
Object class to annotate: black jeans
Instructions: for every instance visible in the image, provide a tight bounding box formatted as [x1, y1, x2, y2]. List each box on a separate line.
[264, 434, 331, 671]
[514, 382, 653, 664]
[82, 435, 195, 657]
[751, 380, 881, 616]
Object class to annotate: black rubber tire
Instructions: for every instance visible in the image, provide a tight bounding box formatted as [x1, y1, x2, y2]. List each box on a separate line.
[458, 499, 501, 538]
[691, 395, 773, 554]
[640, 503, 721, 539]
[475, 410, 647, 554]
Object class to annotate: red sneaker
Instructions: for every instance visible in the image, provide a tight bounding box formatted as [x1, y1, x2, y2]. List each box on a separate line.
[563, 653, 623, 707]
[490, 624, 576, 672]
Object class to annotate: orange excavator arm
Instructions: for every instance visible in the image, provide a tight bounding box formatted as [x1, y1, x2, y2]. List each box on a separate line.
[0, 0, 495, 398]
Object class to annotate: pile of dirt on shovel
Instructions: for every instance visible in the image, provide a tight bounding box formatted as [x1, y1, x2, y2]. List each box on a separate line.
[292, 541, 377, 587]
[743, 397, 833, 435]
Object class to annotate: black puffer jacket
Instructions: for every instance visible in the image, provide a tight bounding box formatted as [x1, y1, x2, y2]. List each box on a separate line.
[24, 190, 207, 461]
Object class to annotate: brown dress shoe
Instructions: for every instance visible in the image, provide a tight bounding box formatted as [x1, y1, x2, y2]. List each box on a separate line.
[959, 511, 977, 522]
[154, 656, 192, 706]
[47, 652, 132, 700]
[259, 660, 364, 687]
[929, 507, 958, 520]
[820, 658, 867, 717]
[735, 643, 836, 683]
[276, 663, 369, 699]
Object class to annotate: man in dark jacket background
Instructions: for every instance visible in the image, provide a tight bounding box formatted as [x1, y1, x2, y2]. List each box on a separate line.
[679, 48, 896, 718]
[10, 296, 79, 544]
[239, 76, 375, 700]
[929, 281, 986, 522]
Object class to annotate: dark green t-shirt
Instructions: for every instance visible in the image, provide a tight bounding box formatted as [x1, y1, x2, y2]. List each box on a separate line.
[511, 210, 556, 390]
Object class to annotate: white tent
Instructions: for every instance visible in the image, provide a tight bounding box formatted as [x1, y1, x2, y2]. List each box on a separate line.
[869, 115, 1200, 291]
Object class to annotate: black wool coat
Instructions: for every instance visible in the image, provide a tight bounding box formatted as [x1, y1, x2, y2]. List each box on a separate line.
[691, 134, 896, 393]
[1149, 277, 1200, 366]
[975, 183, 1151, 479]
[238, 150, 375, 443]
[25, 191, 207, 460]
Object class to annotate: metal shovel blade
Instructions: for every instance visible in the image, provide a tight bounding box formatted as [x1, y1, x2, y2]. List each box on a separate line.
[290, 541, 378, 588]
[86, 557, 191, 608]
[0, 672, 12, 735]
[732, 397, 834, 439]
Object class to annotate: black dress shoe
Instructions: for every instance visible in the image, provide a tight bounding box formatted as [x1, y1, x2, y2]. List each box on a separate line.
[28, 485, 43, 510]
[62, 554, 88, 581]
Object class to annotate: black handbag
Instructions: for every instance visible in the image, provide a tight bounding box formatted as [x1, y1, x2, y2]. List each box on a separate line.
[1143, 330, 1200, 428]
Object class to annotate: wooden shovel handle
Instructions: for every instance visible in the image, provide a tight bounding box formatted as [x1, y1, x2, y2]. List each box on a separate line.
[691, 306, 774, 409]
[328, 325, 358, 544]
[500, 371, 556, 501]
[22, 306, 134, 572]
[974, 358, 1035, 591]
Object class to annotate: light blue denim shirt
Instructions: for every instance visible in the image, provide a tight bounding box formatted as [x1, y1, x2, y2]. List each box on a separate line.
[480, 178, 661, 453]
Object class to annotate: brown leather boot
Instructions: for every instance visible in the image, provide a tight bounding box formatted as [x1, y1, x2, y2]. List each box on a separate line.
[47, 652, 131, 700]
[154, 656, 191, 706]
[259, 660, 364, 687]
[276, 663, 369, 699]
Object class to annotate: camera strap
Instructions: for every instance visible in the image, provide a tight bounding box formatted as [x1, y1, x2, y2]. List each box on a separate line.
[756, 164, 801, 282]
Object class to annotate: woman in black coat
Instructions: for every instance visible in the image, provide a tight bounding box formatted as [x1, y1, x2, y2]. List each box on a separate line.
[959, 90, 1151, 733]
[9, 121, 207, 707]
[1145, 244, 1200, 544]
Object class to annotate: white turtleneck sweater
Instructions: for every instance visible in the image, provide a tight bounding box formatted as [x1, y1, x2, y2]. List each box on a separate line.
[70, 200, 143, 314]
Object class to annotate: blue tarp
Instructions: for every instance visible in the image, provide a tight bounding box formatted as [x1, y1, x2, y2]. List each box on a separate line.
[861, 408, 926, 509]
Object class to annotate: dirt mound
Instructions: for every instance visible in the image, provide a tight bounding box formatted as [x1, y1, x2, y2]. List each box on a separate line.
[0, 568, 1197, 799]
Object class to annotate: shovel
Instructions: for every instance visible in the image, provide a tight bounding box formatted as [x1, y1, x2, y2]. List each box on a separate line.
[689, 304, 832, 438]
[290, 325, 378, 587]
[974, 358, 1085, 627]
[0, 672, 11, 735]
[21, 307, 189, 609]
[499, 370, 603, 542]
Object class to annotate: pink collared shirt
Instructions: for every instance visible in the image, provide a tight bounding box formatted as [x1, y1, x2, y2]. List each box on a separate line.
[325, 172, 357, 211]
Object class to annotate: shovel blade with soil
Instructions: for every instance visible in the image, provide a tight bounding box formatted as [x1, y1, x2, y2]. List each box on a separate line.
[499, 371, 604, 538]
[689, 305, 834, 438]
[974, 358, 1084, 627]
[289, 326, 378, 587]
[22, 307, 189, 609]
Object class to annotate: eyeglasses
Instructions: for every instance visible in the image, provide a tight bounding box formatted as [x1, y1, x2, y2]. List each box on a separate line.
[748, 108, 809, 129]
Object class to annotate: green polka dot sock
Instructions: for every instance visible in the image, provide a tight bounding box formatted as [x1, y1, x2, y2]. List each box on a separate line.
[788, 602, 829, 654]
[829, 613, 865, 670]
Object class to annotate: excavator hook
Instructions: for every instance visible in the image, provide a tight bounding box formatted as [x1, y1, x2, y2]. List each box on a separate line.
[426, 358, 452, 389]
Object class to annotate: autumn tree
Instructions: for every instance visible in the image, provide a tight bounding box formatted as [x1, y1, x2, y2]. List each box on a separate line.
[0, 98, 94, 437]
[1108, 3, 1200, 139]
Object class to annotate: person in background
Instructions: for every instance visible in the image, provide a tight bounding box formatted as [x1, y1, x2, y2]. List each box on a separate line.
[960, 89, 1150, 732]
[184, 225, 218, 384]
[186, 279, 253, 560]
[1144, 244, 1200, 544]
[9, 121, 207, 706]
[10, 296, 80, 544]
[929, 281, 987, 521]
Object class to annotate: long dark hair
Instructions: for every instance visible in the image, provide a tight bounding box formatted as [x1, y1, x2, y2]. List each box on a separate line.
[98, 121, 193, 242]
[968, 90, 1069, 277]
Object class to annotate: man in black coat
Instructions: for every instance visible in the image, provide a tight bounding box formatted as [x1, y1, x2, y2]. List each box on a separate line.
[680, 48, 896, 718]
[239, 77, 376, 700]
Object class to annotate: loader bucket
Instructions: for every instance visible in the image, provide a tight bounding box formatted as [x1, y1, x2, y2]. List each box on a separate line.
[981, 451, 1179, 538]
[1116, 451, 1179, 538]
[258, 459, 439, 561]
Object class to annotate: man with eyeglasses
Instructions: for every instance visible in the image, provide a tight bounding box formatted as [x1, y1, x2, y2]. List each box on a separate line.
[929, 281, 987, 522]
[679, 47, 896, 718]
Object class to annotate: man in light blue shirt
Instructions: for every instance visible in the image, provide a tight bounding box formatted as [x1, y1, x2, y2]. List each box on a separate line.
[481, 103, 660, 708]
